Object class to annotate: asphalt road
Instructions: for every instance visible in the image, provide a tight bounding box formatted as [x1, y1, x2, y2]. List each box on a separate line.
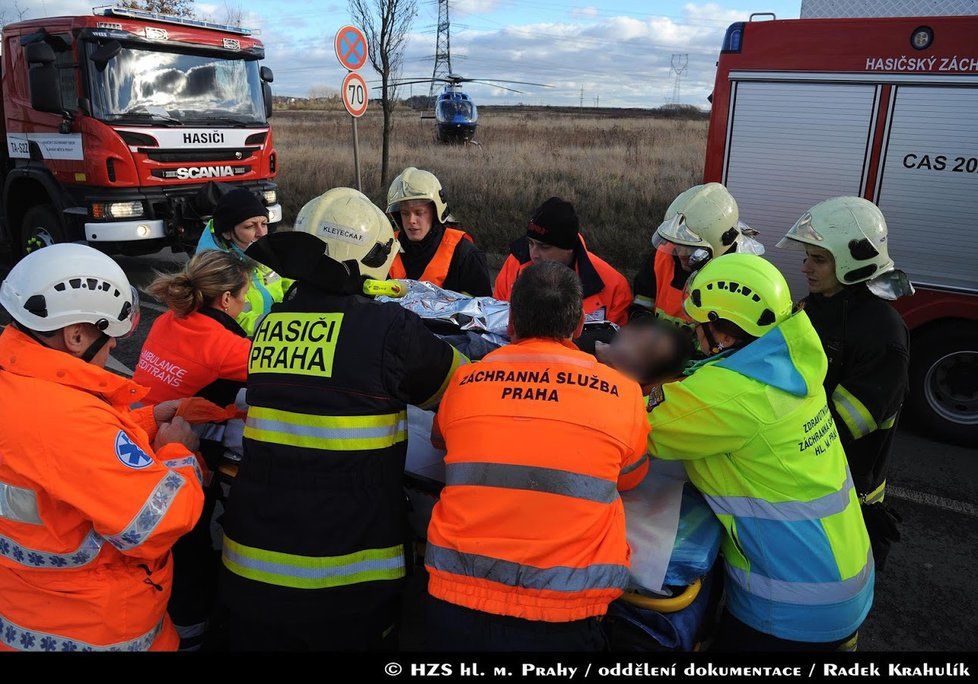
[2, 248, 976, 652]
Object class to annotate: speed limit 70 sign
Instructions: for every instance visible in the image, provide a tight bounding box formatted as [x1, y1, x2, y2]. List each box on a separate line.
[342, 71, 368, 118]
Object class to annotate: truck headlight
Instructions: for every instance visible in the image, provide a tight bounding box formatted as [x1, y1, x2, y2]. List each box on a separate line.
[262, 190, 277, 205]
[92, 201, 145, 219]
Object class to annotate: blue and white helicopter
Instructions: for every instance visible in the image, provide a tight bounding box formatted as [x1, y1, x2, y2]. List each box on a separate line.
[389, 74, 553, 144]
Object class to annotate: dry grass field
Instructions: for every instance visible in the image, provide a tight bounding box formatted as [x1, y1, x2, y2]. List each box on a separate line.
[271, 108, 707, 274]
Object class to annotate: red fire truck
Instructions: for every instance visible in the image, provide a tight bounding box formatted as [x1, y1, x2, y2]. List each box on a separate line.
[1, 6, 280, 258]
[705, 7, 978, 443]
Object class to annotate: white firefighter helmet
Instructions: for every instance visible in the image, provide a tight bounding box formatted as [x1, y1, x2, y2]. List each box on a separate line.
[0, 243, 139, 337]
[386, 167, 451, 227]
[654, 183, 763, 260]
[777, 196, 914, 300]
[294, 187, 400, 280]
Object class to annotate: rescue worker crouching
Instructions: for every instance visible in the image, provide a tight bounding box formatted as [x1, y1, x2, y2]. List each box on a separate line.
[631, 183, 763, 328]
[645, 253, 873, 651]
[0, 244, 205, 651]
[778, 197, 913, 569]
[133, 250, 255, 650]
[219, 187, 468, 651]
[425, 261, 650, 651]
[494, 197, 633, 326]
[196, 188, 293, 336]
[387, 167, 492, 296]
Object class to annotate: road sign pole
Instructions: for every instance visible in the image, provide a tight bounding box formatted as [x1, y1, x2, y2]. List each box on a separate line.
[352, 115, 362, 192]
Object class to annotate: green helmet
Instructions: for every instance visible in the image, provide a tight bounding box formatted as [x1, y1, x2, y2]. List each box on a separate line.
[386, 167, 451, 228]
[683, 253, 793, 338]
[654, 183, 763, 259]
[777, 196, 913, 299]
[294, 187, 399, 280]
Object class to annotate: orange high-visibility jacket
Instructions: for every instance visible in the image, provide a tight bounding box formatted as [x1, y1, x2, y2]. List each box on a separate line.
[493, 237, 633, 326]
[388, 228, 473, 288]
[426, 338, 650, 622]
[0, 327, 205, 652]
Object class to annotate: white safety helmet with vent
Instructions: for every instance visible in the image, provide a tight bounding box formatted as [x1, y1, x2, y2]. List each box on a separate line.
[777, 196, 914, 300]
[654, 183, 764, 263]
[0, 244, 139, 337]
[386, 167, 451, 227]
[294, 187, 400, 280]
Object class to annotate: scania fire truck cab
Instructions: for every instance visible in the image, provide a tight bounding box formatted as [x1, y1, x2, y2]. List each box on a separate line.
[705, 4, 978, 444]
[2, 6, 281, 258]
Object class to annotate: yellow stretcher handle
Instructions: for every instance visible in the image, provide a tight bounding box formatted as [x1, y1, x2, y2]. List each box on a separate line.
[619, 578, 702, 614]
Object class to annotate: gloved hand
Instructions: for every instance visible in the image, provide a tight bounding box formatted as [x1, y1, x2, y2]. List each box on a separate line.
[154, 416, 200, 453]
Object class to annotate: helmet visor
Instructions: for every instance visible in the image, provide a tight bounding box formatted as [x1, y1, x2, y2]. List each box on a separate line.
[653, 213, 708, 249]
[776, 212, 823, 250]
[866, 269, 915, 301]
[654, 237, 710, 273]
[112, 286, 141, 340]
[736, 230, 766, 256]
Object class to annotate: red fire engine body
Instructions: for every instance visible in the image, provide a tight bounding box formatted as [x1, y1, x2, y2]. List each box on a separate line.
[1, 6, 280, 257]
[705, 12, 978, 442]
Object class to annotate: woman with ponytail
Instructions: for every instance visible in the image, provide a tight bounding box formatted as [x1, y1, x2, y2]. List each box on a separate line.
[134, 250, 253, 405]
[133, 250, 254, 650]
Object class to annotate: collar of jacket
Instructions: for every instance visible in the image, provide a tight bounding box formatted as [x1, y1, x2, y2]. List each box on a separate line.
[508, 235, 605, 299]
[0, 326, 148, 407]
[505, 336, 591, 357]
[198, 307, 248, 337]
[398, 222, 445, 257]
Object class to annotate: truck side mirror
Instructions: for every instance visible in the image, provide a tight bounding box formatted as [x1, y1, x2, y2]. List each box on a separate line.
[260, 65, 274, 83]
[263, 81, 273, 119]
[28, 61, 63, 114]
[25, 41, 56, 65]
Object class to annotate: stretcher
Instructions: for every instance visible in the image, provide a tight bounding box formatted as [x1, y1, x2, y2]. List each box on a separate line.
[403, 406, 723, 652]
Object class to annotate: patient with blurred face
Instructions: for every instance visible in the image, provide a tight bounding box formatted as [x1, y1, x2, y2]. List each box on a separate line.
[576, 318, 694, 388]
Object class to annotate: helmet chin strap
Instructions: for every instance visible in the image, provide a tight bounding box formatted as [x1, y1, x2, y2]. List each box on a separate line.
[702, 322, 725, 356]
[80, 332, 111, 363]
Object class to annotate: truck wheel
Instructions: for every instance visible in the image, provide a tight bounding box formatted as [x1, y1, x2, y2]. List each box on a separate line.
[908, 324, 978, 446]
[20, 205, 66, 257]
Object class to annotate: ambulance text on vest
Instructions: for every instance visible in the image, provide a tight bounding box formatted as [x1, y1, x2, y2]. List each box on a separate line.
[249, 313, 343, 378]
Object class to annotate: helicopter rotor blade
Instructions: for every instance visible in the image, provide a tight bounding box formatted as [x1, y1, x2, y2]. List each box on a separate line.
[459, 78, 555, 88]
[467, 81, 526, 94]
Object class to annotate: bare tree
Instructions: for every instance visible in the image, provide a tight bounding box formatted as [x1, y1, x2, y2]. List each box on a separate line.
[118, 0, 197, 18]
[1, 1, 31, 26]
[220, 0, 245, 27]
[348, 0, 418, 188]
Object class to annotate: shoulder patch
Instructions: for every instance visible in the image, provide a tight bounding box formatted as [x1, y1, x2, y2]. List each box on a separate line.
[115, 431, 153, 469]
[646, 385, 666, 412]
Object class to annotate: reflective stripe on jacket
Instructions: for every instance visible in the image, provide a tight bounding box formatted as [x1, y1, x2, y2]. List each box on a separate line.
[196, 221, 293, 336]
[0, 327, 205, 651]
[646, 312, 874, 643]
[389, 227, 473, 288]
[426, 338, 649, 622]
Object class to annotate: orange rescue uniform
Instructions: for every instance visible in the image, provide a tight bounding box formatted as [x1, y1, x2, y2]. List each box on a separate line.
[0, 327, 205, 652]
[426, 338, 650, 622]
[389, 227, 473, 288]
[493, 237, 633, 326]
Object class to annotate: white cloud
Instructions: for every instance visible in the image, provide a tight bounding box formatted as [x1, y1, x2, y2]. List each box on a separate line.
[571, 6, 599, 19]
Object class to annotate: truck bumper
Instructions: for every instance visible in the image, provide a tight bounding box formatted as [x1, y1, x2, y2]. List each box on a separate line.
[85, 219, 166, 242]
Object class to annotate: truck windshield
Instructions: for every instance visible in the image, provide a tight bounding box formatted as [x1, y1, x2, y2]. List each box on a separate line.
[87, 44, 266, 125]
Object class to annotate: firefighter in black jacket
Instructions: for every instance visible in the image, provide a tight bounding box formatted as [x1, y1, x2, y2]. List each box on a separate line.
[779, 196, 914, 569]
[219, 188, 468, 651]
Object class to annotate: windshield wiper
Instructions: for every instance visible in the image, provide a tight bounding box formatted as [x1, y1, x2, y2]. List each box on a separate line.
[108, 110, 183, 126]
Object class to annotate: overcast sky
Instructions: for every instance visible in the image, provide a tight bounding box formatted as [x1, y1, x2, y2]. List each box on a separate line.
[6, 0, 804, 107]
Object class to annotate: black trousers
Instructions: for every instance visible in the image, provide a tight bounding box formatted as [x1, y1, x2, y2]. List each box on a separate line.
[711, 610, 857, 652]
[425, 595, 608, 652]
[227, 601, 400, 652]
[168, 491, 220, 651]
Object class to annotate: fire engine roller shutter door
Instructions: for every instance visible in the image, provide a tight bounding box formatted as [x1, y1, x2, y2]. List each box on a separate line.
[876, 86, 978, 293]
[723, 81, 877, 299]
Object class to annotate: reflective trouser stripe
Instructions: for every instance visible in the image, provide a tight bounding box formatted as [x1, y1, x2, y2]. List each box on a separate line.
[0, 611, 164, 652]
[725, 551, 874, 605]
[445, 462, 618, 504]
[244, 407, 407, 451]
[418, 347, 469, 410]
[426, 543, 629, 593]
[838, 633, 859, 652]
[222, 536, 406, 589]
[880, 413, 898, 430]
[832, 385, 877, 439]
[861, 480, 886, 505]
[104, 471, 186, 551]
[0, 480, 41, 525]
[620, 453, 650, 477]
[632, 295, 653, 310]
[704, 477, 854, 521]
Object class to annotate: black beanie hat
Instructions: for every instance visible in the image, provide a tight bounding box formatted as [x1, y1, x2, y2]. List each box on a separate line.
[213, 188, 268, 236]
[526, 197, 579, 250]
